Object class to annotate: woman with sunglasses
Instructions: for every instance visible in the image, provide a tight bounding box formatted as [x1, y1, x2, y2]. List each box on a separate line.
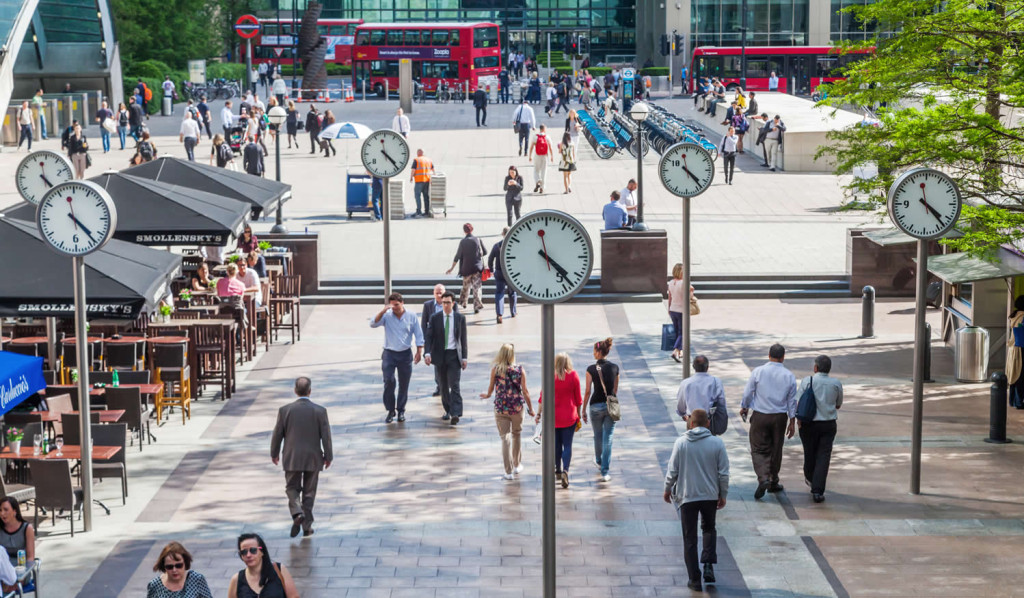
[228, 533, 299, 598]
[147, 541, 212, 598]
[236, 226, 259, 254]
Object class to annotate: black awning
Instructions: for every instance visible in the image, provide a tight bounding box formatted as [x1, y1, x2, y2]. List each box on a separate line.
[125, 156, 291, 216]
[2, 173, 250, 247]
[0, 217, 181, 320]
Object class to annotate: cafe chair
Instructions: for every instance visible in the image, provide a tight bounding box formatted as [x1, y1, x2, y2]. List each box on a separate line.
[270, 275, 302, 344]
[59, 341, 98, 384]
[6, 344, 36, 358]
[193, 324, 228, 400]
[46, 394, 73, 438]
[104, 388, 148, 451]
[42, 370, 57, 386]
[28, 459, 84, 537]
[0, 474, 35, 506]
[58, 412, 99, 447]
[153, 329, 189, 338]
[105, 342, 144, 372]
[89, 371, 114, 385]
[116, 371, 151, 385]
[90, 423, 128, 505]
[154, 344, 191, 425]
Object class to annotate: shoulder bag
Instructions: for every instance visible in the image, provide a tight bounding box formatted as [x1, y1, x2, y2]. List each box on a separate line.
[796, 375, 817, 422]
[513, 107, 522, 134]
[594, 364, 620, 422]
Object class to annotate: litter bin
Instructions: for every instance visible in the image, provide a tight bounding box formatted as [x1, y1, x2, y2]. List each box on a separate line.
[345, 173, 372, 219]
[162, 97, 173, 116]
[955, 325, 990, 383]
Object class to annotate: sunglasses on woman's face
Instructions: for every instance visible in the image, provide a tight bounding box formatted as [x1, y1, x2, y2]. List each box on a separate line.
[238, 547, 260, 557]
[164, 562, 185, 570]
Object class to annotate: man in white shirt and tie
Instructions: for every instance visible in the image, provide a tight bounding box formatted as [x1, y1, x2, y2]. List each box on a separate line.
[740, 343, 797, 500]
[392, 108, 411, 138]
[424, 292, 468, 425]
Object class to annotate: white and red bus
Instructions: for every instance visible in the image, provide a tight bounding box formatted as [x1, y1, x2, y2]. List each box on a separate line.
[242, 18, 364, 66]
[352, 22, 501, 96]
[688, 45, 875, 95]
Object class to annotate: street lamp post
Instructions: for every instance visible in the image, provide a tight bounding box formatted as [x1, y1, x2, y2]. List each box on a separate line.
[629, 101, 650, 231]
[739, 0, 748, 91]
[267, 105, 288, 233]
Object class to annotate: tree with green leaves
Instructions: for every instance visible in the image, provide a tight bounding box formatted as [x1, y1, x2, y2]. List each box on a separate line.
[817, 0, 1024, 256]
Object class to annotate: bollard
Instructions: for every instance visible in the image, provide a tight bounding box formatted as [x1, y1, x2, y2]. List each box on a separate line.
[362, 79, 366, 101]
[860, 285, 876, 338]
[465, 80, 470, 102]
[385, 80, 389, 101]
[985, 372, 1012, 444]
[923, 322, 934, 383]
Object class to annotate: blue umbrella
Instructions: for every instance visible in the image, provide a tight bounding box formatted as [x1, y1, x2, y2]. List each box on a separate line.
[0, 351, 45, 417]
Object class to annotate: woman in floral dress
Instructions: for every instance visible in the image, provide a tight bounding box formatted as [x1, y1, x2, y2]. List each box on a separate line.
[480, 344, 535, 479]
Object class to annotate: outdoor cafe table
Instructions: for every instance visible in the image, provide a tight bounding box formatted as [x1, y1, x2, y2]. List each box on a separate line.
[48, 383, 164, 412]
[0, 445, 121, 460]
[0, 336, 9, 349]
[30, 410, 125, 424]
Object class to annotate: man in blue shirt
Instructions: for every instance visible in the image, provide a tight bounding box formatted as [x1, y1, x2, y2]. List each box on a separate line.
[602, 190, 628, 230]
[370, 293, 424, 423]
[676, 355, 727, 431]
[740, 343, 797, 500]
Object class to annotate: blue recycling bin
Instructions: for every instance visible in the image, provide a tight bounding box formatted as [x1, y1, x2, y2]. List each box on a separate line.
[346, 173, 373, 219]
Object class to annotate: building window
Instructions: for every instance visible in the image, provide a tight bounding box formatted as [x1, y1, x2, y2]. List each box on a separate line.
[691, 0, 809, 47]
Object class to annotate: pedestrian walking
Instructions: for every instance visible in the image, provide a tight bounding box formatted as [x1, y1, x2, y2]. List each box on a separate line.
[116, 102, 130, 150]
[664, 409, 729, 591]
[243, 135, 264, 177]
[320, 109, 336, 157]
[502, 166, 524, 226]
[227, 533, 299, 598]
[446, 223, 486, 313]
[410, 148, 435, 217]
[258, 62, 268, 89]
[558, 131, 576, 194]
[95, 100, 113, 153]
[472, 86, 488, 126]
[1008, 296, 1024, 408]
[197, 96, 212, 139]
[272, 73, 287, 107]
[619, 179, 638, 225]
[499, 68, 511, 103]
[370, 175, 383, 221]
[602, 191, 628, 230]
[392, 107, 411, 138]
[732, 107, 749, 152]
[536, 352, 583, 488]
[797, 355, 842, 503]
[720, 126, 738, 185]
[270, 377, 333, 538]
[210, 135, 234, 169]
[667, 263, 699, 363]
[488, 227, 518, 323]
[179, 111, 201, 162]
[133, 131, 157, 165]
[421, 284, 449, 399]
[756, 115, 786, 171]
[565, 109, 582, 150]
[284, 100, 298, 149]
[527, 73, 542, 104]
[583, 337, 619, 482]
[528, 124, 551, 194]
[424, 291, 468, 425]
[479, 344, 536, 480]
[32, 89, 47, 140]
[67, 123, 89, 179]
[370, 293, 424, 424]
[220, 100, 234, 139]
[16, 101, 32, 151]
[740, 343, 797, 500]
[146, 541, 213, 598]
[544, 82, 557, 117]
[512, 99, 536, 157]
[675, 355, 727, 426]
[305, 105, 321, 154]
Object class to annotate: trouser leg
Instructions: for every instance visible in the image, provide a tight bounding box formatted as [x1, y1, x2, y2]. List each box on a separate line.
[301, 470, 319, 529]
[748, 411, 776, 484]
[495, 279, 506, 317]
[495, 413, 513, 474]
[799, 421, 819, 485]
[811, 420, 837, 494]
[460, 276, 472, 308]
[381, 351, 397, 413]
[445, 351, 463, 417]
[698, 499, 718, 564]
[470, 273, 483, 311]
[670, 311, 684, 351]
[436, 363, 451, 416]
[395, 350, 413, 413]
[680, 503, 701, 583]
[767, 413, 787, 483]
[285, 470, 303, 519]
[510, 409, 523, 469]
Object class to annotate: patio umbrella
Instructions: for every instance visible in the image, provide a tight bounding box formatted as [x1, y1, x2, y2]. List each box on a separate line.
[318, 122, 373, 168]
[126, 157, 291, 220]
[0, 217, 181, 320]
[2, 173, 248, 247]
[0, 352, 45, 417]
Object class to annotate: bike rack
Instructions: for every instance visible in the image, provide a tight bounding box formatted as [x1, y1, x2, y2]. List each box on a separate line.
[642, 102, 720, 160]
[609, 112, 649, 159]
[576, 110, 618, 160]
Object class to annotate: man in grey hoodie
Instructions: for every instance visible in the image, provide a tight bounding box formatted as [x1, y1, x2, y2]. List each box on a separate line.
[663, 409, 730, 591]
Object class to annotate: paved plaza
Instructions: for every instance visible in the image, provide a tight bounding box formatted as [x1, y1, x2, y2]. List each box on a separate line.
[1, 97, 1022, 597]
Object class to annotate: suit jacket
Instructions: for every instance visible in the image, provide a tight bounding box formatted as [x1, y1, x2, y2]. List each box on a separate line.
[422, 299, 458, 341]
[243, 142, 263, 176]
[426, 311, 467, 363]
[270, 398, 333, 472]
[488, 240, 505, 283]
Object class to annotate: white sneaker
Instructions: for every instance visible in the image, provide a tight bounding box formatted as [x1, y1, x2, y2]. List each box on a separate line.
[514, 465, 524, 474]
[503, 473, 514, 481]
[600, 474, 611, 482]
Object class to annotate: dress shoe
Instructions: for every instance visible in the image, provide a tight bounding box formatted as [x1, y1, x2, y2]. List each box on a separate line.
[290, 513, 304, 538]
[450, 416, 460, 425]
[703, 563, 715, 583]
[385, 411, 395, 424]
[442, 412, 451, 420]
[754, 481, 769, 500]
[687, 580, 703, 591]
[767, 483, 785, 493]
[770, 167, 777, 172]
[303, 528, 315, 537]
[397, 412, 406, 423]
[812, 493, 825, 503]
[672, 354, 681, 363]
[497, 315, 503, 324]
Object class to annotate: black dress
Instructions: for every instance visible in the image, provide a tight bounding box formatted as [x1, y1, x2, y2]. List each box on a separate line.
[236, 565, 285, 598]
[285, 109, 298, 136]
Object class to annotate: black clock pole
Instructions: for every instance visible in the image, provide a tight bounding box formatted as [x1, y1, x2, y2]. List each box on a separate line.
[541, 303, 555, 597]
[73, 255, 95, 531]
[383, 178, 391, 299]
[681, 195, 691, 378]
[910, 238, 927, 494]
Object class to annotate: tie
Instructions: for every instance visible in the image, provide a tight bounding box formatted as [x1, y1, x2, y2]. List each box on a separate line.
[444, 315, 450, 349]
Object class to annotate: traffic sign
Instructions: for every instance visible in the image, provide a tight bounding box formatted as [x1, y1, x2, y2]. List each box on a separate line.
[273, 47, 284, 57]
[622, 68, 635, 80]
[235, 14, 259, 39]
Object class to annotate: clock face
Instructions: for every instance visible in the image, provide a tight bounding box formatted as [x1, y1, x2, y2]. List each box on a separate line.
[16, 151, 74, 205]
[887, 168, 962, 240]
[658, 143, 715, 198]
[36, 181, 117, 256]
[360, 130, 410, 178]
[500, 210, 594, 304]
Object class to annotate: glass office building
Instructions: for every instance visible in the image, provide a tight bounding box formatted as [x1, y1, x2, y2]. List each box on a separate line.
[691, 0, 810, 47]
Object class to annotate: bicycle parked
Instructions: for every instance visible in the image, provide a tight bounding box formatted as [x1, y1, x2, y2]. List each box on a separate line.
[436, 80, 452, 103]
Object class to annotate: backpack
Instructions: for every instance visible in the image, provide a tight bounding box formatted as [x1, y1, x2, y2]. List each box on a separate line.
[143, 84, 152, 102]
[138, 140, 154, 160]
[796, 375, 818, 423]
[218, 142, 233, 164]
[535, 133, 549, 155]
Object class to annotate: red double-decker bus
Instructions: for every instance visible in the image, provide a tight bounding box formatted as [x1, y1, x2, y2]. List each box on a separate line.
[242, 18, 364, 66]
[688, 45, 874, 95]
[352, 22, 501, 96]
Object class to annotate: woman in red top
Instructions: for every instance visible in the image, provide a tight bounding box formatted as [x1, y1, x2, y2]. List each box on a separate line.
[537, 352, 583, 488]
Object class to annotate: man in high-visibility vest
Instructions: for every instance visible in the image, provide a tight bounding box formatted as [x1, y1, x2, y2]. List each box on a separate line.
[410, 148, 435, 217]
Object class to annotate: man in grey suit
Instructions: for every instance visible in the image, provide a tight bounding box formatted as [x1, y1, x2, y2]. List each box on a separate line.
[271, 377, 333, 538]
[424, 291, 468, 425]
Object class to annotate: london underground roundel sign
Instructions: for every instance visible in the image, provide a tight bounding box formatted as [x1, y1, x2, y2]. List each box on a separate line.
[235, 14, 260, 39]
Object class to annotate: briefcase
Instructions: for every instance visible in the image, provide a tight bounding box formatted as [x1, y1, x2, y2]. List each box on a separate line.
[661, 323, 676, 352]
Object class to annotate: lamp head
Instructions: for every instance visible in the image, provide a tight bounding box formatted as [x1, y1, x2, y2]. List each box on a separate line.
[629, 101, 650, 122]
[268, 105, 287, 125]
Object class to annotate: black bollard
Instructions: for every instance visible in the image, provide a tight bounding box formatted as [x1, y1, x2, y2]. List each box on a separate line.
[860, 285, 876, 338]
[923, 322, 934, 383]
[985, 372, 1012, 444]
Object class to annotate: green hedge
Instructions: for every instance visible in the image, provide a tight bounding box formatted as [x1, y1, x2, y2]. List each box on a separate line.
[130, 59, 175, 79]
[276, 63, 352, 77]
[641, 67, 669, 76]
[122, 74, 186, 114]
[207, 62, 246, 81]
[588, 67, 613, 76]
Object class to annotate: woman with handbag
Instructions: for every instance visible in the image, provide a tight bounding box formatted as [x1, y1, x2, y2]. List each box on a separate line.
[583, 337, 620, 482]
[67, 122, 90, 179]
[503, 165, 524, 226]
[480, 344, 535, 480]
[285, 100, 299, 149]
[117, 102, 130, 150]
[536, 352, 583, 488]
[227, 533, 299, 598]
[558, 131, 576, 194]
[720, 126, 739, 185]
[667, 264, 700, 363]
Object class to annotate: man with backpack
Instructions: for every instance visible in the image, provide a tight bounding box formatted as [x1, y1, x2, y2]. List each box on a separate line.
[676, 356, 728, 435]
[796, 355, 842, 503]
[128, 98, 145, 142]
[527, 123, 551, 194]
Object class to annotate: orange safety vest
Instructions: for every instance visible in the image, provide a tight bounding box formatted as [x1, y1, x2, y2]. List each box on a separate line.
[412, 157, 433, 182]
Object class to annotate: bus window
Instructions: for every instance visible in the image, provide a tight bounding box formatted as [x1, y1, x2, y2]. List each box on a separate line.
[404, 30, 421, 46]
[449, 30, 461, 46]
[431, 30, 448, 46]
[474, 56, 500, 69]
[386, 30, 403, 46]
[473, 26, 498, 49]
[356, 30, 370, 45]
[444, 61, 459, 78]
[317, 25, 328, 36]
[370, 61, 386, 77]
[696, 56, 722, 79]
[816, 55, 839, 78]
[386, 61, 400, 77]
[262, 24, 279, 36]
[746, 59, 769, 78]
[722, 55, 742, 78]
[370, 30, 386, 46]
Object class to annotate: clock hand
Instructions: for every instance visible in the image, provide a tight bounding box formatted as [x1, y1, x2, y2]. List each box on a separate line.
[378, 141, 399, 168]
[918, 183, 944, 224]
[537, 230, 550, 270]
[40, 173, 55, 188]
[536, 250, 571, 279]
[680, 155, 701, 184]
[67, 213, 97, 241]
